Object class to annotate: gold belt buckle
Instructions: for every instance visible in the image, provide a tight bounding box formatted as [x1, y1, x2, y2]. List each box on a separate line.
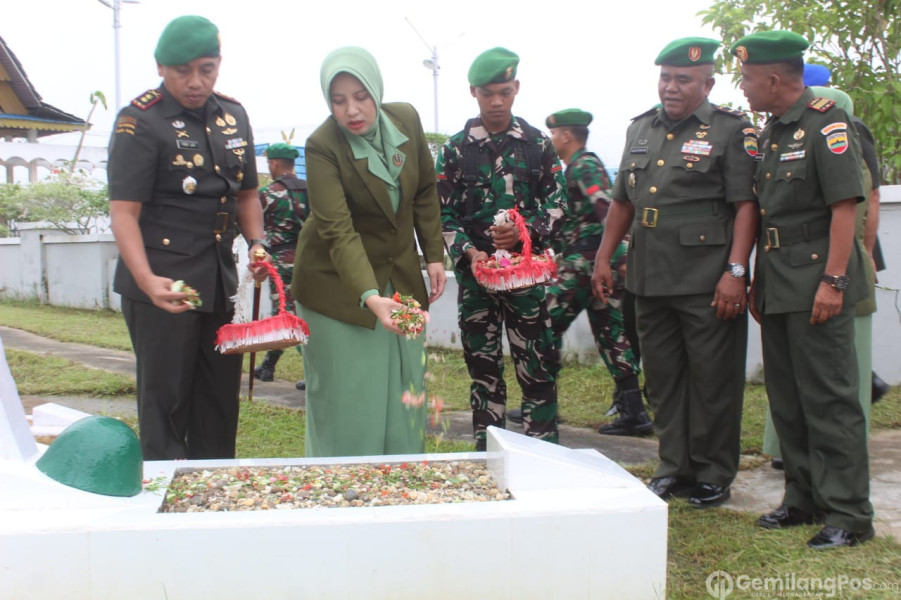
[641, 207, 658, 228]
[214, 212, 230, 234]
[764, 227, 780, 252]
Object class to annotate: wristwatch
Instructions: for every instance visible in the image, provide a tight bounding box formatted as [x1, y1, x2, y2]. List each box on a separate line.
[249, 238, 272, 254]
[820, 273, 849, 291]
[726, 263, 747, 279]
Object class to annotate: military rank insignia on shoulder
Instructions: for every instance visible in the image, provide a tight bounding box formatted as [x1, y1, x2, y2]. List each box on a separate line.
[713, 104, 747, 118]
[131, 89, 162, 110]
[214, 90, 242, 105]
[808, 98, 835, 112]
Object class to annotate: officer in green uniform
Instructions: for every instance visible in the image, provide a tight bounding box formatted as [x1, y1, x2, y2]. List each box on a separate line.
[253, 143, 309, 388]
[437, 47, 567, 450]
[763, 87, 879, 465]
[542, 108, 649, 436]
[733, 31, 875, 549]
[108, 15, 268, 460]
[592, 38, 759, 507]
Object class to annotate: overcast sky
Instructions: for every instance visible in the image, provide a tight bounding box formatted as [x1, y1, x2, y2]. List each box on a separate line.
[3, 0, 746, 166]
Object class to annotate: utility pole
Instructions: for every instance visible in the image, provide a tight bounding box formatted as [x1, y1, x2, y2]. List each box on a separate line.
[405, 18, 440, 132]
[97, 0, 140, 113]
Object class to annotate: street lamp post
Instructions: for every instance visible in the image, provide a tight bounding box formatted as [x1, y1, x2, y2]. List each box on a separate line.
[405, 18, 440, 133]
[97, 0, 140, 113]
[423, 48, 439, 133]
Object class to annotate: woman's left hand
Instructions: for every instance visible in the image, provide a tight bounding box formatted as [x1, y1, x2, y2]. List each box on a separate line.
[426, 262, 447, 304]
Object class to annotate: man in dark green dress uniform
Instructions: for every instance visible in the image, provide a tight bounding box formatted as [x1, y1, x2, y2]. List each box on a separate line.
[733, 31, 875, 549]
[543, 108, 650, 437]
[253, 143, 309, 388]
[108, 16, 268, 460]
[437, 47, 567, 450]
[592, 38, 759, 507]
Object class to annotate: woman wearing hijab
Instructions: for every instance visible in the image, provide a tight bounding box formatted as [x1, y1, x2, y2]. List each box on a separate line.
[292, 47, 446, 458]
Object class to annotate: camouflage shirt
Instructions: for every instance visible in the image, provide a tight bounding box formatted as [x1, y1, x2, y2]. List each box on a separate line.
[436, 116, 566, 268]
[258, 173, 308, 249]
[556, 149, 613, 257]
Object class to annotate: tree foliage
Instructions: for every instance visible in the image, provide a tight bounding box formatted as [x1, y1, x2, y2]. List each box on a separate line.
[699, 0, 901, 183]
[0, 165, 109, 236]
[424, 132, 449, 162]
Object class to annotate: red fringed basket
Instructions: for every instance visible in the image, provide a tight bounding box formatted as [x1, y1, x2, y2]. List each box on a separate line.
[214, 261, 310, 354]
[474, 208, 557, 291]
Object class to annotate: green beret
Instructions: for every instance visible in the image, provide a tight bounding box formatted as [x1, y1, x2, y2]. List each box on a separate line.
[655, 37, 720, 66]
[154, 16, 220, 66]
[730, 30, 809, 64]
[546, 109, 592, 129]
[265, 143, 299, 161]
[468, 47, 519, 87]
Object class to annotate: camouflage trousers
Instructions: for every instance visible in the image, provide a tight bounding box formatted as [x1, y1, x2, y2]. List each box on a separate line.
[267, 248, 298, 317]
[546, 255, 640, 381]
[457, 270, 559, 444]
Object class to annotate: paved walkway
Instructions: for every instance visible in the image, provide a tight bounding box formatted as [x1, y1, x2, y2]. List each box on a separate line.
[3, 324, 899, 538]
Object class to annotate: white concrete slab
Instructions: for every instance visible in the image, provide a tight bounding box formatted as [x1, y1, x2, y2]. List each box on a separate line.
[0, 335, 38, 461]
[1, 423, 667, 598]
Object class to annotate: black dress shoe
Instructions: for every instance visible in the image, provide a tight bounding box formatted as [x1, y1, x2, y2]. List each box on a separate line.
[872, 372, 890, 404]
[474, 438, 487, 452]
[295, 380, 306, 391]
[647, 476, 694, 500]
[771, 457, 784, 470]
[758, 505, 817, 530]
[688, 483, 731, 508]
[807, 525, 875, 550]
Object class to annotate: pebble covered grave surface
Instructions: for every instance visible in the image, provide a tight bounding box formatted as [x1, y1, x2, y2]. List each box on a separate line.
[159, 460, 511, 513]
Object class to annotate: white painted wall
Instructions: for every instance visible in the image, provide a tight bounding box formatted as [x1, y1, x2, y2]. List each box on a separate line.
[2, 189, 899, 383]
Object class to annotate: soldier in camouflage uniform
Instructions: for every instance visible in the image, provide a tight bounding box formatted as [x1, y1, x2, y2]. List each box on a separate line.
[542, 109, 651, 437]
[253, 143, 309, 387]
[436, 47, 566, 450]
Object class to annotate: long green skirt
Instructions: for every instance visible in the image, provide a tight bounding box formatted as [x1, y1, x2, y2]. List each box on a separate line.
[299, 303, 427, 458]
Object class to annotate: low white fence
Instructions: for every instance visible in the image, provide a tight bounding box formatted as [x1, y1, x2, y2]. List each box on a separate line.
[2, 189, 900, 384]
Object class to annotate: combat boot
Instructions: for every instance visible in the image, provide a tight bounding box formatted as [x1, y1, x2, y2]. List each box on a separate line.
[253, 350, 283, 382]
[597, 389, 653, 436]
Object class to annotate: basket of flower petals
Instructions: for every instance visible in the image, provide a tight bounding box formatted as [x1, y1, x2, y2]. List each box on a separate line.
[215, 260, 310, 354]
[473, 208, 556, 291]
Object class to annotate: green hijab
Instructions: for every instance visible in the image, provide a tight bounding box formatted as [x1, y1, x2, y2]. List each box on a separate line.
[320, 46, 407, 192]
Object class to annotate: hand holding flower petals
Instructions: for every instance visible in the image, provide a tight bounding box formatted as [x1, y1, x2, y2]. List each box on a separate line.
[390, 293, 428, 340]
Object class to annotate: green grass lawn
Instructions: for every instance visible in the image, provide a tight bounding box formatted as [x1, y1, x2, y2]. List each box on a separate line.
[4, 299, 901, 598]
[4, 298, 900, 455]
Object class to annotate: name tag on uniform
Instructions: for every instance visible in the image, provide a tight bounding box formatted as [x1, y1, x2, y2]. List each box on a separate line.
[225, 138, 247, 150]
[779, 150, 806, 162]
[681, 140, 713, 156]
[629, 147, 648, 154]
[177, 140, 200, 149]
